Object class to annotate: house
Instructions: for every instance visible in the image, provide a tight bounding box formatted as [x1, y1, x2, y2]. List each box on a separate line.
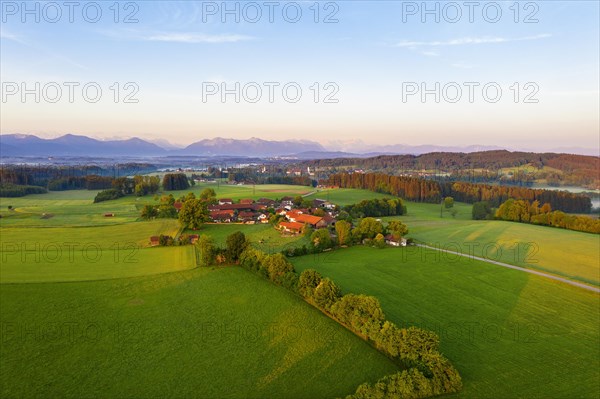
[150, 236, 160, 247]
[285, 210, 304, 222]
[238, 211, 256, 223]
[210, 210, 235, 223]
[173, 202, 183, 212]
[279, 221, 304, 234]
[258, 213, 269, 223]
[104, 213, 115, 217]
[188, 234, 199, 244]
[275, 208, 287, 216]
[210, 203, 257, 212]
[257, 198, 276, 207]
[280, 196, 294, 207]
[322, 214, 337, 227]
[218, 198, 233, 205]
[385, 235, 407, 247]
[239, 199, 254, 204]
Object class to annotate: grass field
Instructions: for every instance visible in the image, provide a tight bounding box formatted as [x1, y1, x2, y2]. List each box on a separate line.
[290, 245, 600, 398]
[185, 223, 311, 254]
[0, 183, 313, 227]
[392, 201, 600, 286]
[0, 267, 399, 399]
[306, 188, 600, 286]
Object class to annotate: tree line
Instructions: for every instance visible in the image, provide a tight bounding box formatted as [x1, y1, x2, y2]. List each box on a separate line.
[326, 172, 592, 213]
[194, 231, 462, 399]
[495, 199, 600, 234]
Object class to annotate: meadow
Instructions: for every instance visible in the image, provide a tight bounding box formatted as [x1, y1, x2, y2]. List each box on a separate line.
[290, 245, 600, 398]
[0, 267, 399, 398]
[310, 188, 599, 286]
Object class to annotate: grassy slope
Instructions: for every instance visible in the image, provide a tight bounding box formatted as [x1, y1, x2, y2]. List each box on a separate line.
[0, 267, 398, 399]
[290, 246, 600, 398]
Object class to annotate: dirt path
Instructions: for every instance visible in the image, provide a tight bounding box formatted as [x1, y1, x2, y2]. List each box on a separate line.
[415, 244, 600, 294]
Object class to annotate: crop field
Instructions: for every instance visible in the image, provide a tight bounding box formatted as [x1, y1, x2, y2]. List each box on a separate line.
[0, 267, 398, 399]
[290, 245, 600, 398]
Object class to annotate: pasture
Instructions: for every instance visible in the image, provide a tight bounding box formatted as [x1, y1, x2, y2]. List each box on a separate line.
[306, 188, 599, 286]
[290, 245, 600, 398]
[186, 223, 310, 254]
[0, 267, 399, 398]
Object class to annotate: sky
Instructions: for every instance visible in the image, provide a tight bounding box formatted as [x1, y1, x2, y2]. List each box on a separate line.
[1, 0, 599, 153]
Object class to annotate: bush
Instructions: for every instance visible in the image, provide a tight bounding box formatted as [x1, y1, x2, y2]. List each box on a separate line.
[93, 189, 124, 203]
[298, 269, 323, 299]
[313, 278, 342, 311]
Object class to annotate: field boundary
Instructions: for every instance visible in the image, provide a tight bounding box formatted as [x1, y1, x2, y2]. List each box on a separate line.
[415, 244, 600, 293]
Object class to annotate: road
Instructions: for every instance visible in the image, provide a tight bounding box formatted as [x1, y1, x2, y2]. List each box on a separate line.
[415, 244, 600, 294]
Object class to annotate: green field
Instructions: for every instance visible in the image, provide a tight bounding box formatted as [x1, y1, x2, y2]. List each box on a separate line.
[0, 184, 313, 228]
[290, 245, 600, 398]
[0, 267, 398, 398]
[308, 188, 599, 286]
[186, 223, 311, 254]
[393, 201, 600, 286]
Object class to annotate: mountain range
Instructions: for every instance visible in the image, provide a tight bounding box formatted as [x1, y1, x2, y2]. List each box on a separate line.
[0, 134, 597, 158]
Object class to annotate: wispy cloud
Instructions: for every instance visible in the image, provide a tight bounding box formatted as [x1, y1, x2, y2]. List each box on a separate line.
[100, 29, 254, 44]
[0, 30, 27, 45]
[395, 33, 552, 48]
[145, 32, 254, 43]
[420, 50, 440, 57]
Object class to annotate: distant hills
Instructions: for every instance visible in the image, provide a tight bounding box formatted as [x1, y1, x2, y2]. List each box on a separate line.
[0, 134, 325, 158]
[0, 134, 597, 158]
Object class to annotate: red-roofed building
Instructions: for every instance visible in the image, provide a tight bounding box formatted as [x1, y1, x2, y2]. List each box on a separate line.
[279, 221, 304, 234]
[210, 210, 235, 222]
[173, 202, 183, 211]
[150, 236, 160, 247]
[239, 199, 254, 204]
[238, 211, 256, 223]
[295, 214, 325, 228]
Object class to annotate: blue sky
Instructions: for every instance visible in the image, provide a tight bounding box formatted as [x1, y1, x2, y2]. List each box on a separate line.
[1, 1, 598, 152]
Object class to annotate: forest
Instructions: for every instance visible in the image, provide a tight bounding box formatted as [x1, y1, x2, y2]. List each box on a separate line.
[325, 172, 592, 214]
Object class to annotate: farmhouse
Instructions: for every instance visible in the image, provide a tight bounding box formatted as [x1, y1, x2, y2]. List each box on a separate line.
[295, 214, 326, 228]
[239, 199, 254, 204]
[280, 196, 294, 207]
[279, 221, 304, 234]
[210, 210, 235, 223]
[238, 211, 256, 223]
[188, 234, 199, 244]
[150, 236, 160, 247]
[385, 235, 407, 247]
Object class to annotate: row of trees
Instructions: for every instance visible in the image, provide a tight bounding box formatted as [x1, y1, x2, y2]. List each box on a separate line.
[326, 173, 442, 203]
[47, 175, 113, 191]
[225, 238, 462, 399]
[93, 189, 124, 203]
[495, 199, 600, 234]
[345, 198, 407, 218]
[0, 183, 47, 197]
[445, 181, 591, 213]
[327, 173, 592, 214]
